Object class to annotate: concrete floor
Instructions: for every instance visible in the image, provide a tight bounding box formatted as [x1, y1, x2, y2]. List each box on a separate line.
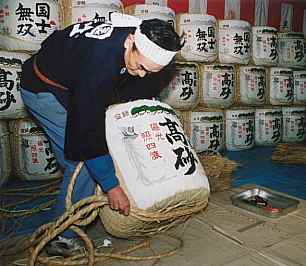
[3, 184, 306, 266]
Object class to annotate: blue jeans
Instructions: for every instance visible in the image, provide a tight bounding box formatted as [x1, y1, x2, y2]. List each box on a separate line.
[21, 88, 96, 238]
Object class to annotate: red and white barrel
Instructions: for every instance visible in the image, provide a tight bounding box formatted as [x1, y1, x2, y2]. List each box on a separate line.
[225, 107, 255, 151]
[176, 13, 217, 62]
[184, 109, 225, 153]
[269, 67, 294, 105]
[252, 26, 278, 66]
[218, 20, 251, 65]
[124, 4, 175, 29]
[278, 32, 305, 68]
[0, 50, 30, 119]
[0, 0, 59, 51]
[255, 107, 282, 146]
[61, 0, 123, 28]
[200, 64, 236, 108]
[159, 61, 200, 110]
[293, 70, 306, 105]
[9, 118, 62, 181]
[237, 66, 267, 106]
[282, 106, 306, 142]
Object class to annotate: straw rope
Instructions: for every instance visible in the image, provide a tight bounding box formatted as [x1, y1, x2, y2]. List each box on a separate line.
[27, 160, 196, 265]
[272, 143, 306, 165]
[198, 150, 239, 192]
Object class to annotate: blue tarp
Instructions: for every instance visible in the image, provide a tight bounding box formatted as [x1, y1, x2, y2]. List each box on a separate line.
[227, 147, 306, 199]
[1, 146, 306, 240]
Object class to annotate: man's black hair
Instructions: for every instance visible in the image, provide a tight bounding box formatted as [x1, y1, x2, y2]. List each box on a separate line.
[139, 19, 183, 52]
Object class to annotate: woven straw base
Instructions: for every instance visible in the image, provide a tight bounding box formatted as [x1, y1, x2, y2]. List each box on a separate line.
[99, 188, 209, 239]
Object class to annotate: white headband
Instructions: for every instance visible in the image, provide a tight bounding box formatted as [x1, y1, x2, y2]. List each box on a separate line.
[111, 13, 177, 66]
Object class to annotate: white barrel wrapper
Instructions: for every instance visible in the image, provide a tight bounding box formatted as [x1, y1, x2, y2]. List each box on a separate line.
[269, 67, 294, 105]
[176, 13, 217, 62]
[201, 64, 236, 108]
[238, 66, 267, 105]
[105, 99, 210, 209]
[255, 107, 282, 146]
[159, 62, 199, 110]
[225, 108, 255, 151]
[252, 26, 278, 66]
[188, 110, 225, 153]
[0, 0, 59, 51]
[0, 50, 30, 119]
[218, 20, 251, 65]
[282, 106, 306, 142]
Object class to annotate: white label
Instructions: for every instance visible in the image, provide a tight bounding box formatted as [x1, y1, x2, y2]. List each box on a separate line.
[2, 0, 59, 43]
[106, 100, 210, 209]
[190, 112, 224, 152]
[160, 65, 198, 109]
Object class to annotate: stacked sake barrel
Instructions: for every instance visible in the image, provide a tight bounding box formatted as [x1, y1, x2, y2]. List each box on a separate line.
[59, 0, 123, 28]
[0, 0, 61, 187]
[157, 13, 306, 152]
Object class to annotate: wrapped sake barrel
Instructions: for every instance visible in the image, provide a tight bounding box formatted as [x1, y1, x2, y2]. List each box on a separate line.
[100, 99, 210, 238]
[200, 64, 236, 108]
[268, 67, 294, 105]
[282, 106, 306, 142]
[225, 107, 255, 151]
[0, 0, 59, 51]
[176, 13, 217, 62]
[218, 20, 251, 65]
[255, 107, 282, 146]
[293, 70, 306, 105]
[9, 118, 62, 180]
[182, 108, 225, 153]
[0, 51, 30, 119]
[278, 32, 305, 68]
[236, 66, 267, 106]
[124, 4, 175, 29]
[252, 26, 278, 66]
[0, 121, 11, 187]
[159, 61, 200, 110]
[60, 0, 123, 28]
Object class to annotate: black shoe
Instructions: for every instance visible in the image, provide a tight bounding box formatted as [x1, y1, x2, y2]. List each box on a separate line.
[46, 236, 82, 257]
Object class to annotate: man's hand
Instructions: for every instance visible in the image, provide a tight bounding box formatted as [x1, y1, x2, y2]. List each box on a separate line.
[107, 186, 130, 216]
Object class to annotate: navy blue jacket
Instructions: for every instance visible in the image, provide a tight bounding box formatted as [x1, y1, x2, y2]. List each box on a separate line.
[21, 20, 175, 162]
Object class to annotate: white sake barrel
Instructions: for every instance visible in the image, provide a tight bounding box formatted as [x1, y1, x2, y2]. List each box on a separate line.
[218, 20, 251, 65]
[10, 118, 62, 181]
[200, 64, 236, 108]
[159, 61, 200, 110]
[176, 13, 217, 62]
[0, 121, 11, 187]
[183, 108, 225, 153]
[124, 4, 175, 29]
[269, 67, 294, 105]
[101, 99, 210, 238]
[278, 32, 305, 68]
[60, 0, 123, 28]
[255, 107, 282, 146]
[225, 107, 255, 151]
[252, 26, 278, 66]
[0, 51, 30, 119]
[0, 0, 59, 51]
[237, 66, 267, 106]
[282, 106, 306, 142]
[293, 70, 306, 105]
